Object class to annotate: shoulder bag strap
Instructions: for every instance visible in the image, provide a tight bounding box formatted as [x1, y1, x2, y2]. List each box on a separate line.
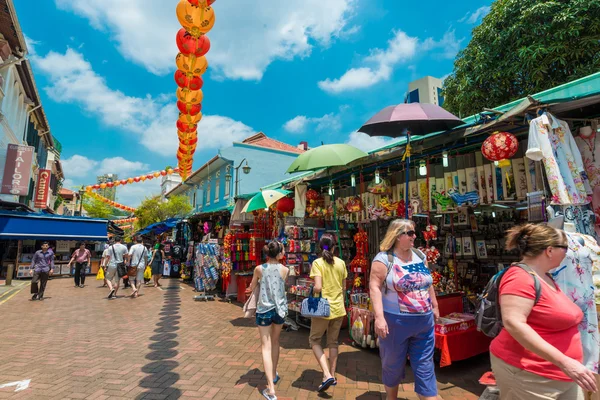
[412, 248, 426, 262]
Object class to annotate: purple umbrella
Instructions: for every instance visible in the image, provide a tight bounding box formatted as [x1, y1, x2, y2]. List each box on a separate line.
[358, 103, 464, 137]
[358, 103, 463, 218]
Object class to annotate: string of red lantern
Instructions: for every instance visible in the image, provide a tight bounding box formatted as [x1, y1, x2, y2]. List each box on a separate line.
[175, 0, 216, 180]
[84, 167, 179, 192]
[87, 191, 137, 212]
[112, 218, 138, 225]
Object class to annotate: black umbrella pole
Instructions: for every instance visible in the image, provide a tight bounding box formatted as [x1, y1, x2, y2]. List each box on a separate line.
[404, 132, 411, 219]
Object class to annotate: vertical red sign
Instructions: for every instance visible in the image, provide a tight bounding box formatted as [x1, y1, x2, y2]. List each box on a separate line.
[1, 144, 34, 196]
[34, 169, 51, 209]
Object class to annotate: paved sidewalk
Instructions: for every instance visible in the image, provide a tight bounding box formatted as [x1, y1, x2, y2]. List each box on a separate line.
[0, 278, 488, 399]
[0, 280, 30, 306]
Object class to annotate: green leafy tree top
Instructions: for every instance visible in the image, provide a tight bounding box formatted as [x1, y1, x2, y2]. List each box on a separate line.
[134, 195, 192, 229]
[82, 197, 114, 219]
[443, 0, 600, 117]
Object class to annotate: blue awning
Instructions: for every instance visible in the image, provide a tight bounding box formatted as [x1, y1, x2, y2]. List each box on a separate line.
[136, 218, 180, 236]
[0, 210, 109, 241]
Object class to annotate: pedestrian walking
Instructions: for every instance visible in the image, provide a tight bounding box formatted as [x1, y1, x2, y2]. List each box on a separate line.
[149, 243, 165, 288]
[128, 236, 148, 298]
[309, 234, 347, 392]
[490, 224, 597, 399]
[369, 219, 439, 400]
[29, 242, 54, 301]
[68, 242, 91, 288]
[101, 243, 110, 287]
[248, 241, 289, 400]
[105, 237, 129, 299]
[144, 245, 152, 285]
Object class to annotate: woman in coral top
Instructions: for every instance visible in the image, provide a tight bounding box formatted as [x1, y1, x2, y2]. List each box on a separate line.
[491, 224, 597, 399]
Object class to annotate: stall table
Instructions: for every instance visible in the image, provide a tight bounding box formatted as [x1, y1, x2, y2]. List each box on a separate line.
[435, 326, 492, 367]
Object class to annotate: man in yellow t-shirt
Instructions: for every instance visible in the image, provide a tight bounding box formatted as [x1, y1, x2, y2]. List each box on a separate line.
[309, 234, 348, 392]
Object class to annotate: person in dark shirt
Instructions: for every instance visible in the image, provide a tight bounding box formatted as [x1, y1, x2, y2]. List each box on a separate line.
[30, 242, 54, 300]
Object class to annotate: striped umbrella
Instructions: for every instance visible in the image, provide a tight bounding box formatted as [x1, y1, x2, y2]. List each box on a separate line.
[241, 189, 291, 213]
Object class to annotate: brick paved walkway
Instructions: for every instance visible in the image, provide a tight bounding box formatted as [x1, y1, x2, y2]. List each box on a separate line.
[0, 277, 489, 399]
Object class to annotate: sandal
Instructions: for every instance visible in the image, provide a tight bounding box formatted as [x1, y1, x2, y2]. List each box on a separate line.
[261, 389, 277, 400]
[318, 377, 335, 392]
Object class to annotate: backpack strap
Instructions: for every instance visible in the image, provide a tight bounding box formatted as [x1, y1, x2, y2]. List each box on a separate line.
[511, 263, 542, 305]
[382, 252, 394, 295]
[412, 248, 426, 263]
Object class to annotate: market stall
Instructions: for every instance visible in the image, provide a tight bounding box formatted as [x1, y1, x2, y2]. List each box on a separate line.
[269, 72, 600, 366]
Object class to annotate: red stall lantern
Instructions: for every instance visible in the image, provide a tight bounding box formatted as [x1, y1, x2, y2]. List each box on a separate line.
[174, 69, 204, 91]
[176, 28, 211, 57]
[276, 197, 295, 213]
[177, 101, 201, 116]
[481, 131, 519, 167]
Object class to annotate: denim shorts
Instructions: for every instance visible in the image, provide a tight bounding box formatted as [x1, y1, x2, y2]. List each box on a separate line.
[256, 309, 285, 326]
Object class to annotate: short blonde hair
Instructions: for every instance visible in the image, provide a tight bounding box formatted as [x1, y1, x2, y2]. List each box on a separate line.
[379, 219, 415, 252]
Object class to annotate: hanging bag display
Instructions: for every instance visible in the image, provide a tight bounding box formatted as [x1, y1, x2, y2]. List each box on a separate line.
[301, 287, 330, 318]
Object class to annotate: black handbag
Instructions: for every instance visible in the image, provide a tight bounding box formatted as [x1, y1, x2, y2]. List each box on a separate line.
[111, 246, 127, 277]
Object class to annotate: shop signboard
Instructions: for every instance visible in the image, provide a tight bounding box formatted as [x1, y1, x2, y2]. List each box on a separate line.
[1, 144, 34, 196]
[34, 169, 51, 209]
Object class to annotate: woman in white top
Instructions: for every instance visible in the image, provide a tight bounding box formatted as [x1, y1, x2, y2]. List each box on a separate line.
[248, 241, 289, 400]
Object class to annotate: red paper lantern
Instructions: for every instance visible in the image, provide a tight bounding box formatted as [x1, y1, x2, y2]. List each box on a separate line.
[174, 69, 204, 90]
[120, 180, 128, 185]
[177, 101, 201, 116]
[160, 170, 167, 176]
[176, 28, 211, 57]
[306, 189, 320, 201]
[106, 182, 114, 188]
[276, 197, 295, 213]
[134, 177, 141, 183]
[481, 131, 518, 165]
[92, 184, 100, 189]
[176, 119, 196, 133]
[146, 174, 154, 180]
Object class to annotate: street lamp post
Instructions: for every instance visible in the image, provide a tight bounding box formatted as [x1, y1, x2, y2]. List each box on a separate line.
[78, 186, 85, 216]
[227, 159, 251, 199]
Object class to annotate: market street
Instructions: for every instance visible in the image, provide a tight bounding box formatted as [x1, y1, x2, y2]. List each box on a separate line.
[0, 277, 486, 400]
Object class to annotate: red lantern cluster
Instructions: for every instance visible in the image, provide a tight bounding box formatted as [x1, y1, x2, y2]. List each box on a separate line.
[87, 191, 137, 212]
[85, 168, 178, 193]
[175, 0, 217, 179]
[112, 218, 138, 225]
[481, 131, 518, 165]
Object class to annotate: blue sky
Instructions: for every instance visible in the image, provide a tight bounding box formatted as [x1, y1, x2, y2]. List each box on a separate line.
[15, 0, 491, 206]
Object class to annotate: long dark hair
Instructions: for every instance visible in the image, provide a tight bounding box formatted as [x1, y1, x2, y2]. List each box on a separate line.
[319, 234, 334, 265]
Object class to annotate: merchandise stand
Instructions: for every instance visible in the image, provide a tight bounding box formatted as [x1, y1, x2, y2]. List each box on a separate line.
[193, 241, 221, 301]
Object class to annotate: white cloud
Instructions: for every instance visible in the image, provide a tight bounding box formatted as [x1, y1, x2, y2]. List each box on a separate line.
[318, 30, 418, 94]
[55, 0, 357, 80]
[283, 113, 342, 134]
[31, 48, 254, 156]
[115, 179, 162, 207]
[61, 155, 159, 207]
[346, 131, 396, 152]
[422, 30, 463, 60]
[98, 157, 149, 176]
[23, 34, 40, 56]
[459, 6, 491, 24]
[319, 29, 464, 93]
[61, 155, 98, 178]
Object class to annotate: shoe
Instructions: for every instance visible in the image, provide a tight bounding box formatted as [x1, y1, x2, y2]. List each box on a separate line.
[38, 295, 44, 301]
[80, 284, 85, 288]
[31, 294, 38, 301]
[273, 373, 280, 384]
[108, 289, 115, 299]
[261, 388, 277, 400]
[332, 378, 337, 386]
[317, 377, 335, 392]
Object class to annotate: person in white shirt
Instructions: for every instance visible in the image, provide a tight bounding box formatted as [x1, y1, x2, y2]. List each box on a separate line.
[128, 236, 148, 298]
[101, 244, 110, 287]
[105, 237, 129, 299]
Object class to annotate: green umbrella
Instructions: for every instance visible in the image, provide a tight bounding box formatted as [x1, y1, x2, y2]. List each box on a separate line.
[241, 189, 291, 213]
[286, 144, 368, 173]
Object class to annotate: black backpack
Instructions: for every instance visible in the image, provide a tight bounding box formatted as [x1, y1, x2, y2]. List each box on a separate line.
[475, 263, 542, 338]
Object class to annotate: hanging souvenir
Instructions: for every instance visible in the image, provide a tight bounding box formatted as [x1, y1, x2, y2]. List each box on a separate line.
[481, 131, 518, 167]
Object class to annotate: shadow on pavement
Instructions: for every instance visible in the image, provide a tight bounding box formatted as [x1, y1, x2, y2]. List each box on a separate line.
[136, 282, 182, 399]
[229, 317, 256, 328]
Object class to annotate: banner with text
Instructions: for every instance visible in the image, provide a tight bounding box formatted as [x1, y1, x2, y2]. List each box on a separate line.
[34, 169, 51, 209]
[1, 144, 34, 196]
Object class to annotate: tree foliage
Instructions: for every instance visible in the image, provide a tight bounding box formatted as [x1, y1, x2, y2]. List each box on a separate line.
[134, 195, 192, 229]
[82, 197, 114, 219]
[443, 0, 600, 117]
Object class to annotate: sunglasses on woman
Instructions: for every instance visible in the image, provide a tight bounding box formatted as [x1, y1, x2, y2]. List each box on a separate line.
[399, 230, 416, 237]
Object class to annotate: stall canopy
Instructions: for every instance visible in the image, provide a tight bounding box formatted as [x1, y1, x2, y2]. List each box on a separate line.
[0, 210, 109, 241]
[136, 218, 180, 236]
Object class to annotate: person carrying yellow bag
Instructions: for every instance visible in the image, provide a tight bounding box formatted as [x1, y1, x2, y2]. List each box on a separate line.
[144, 265, 152, 284]
[96, 265, 105, 280]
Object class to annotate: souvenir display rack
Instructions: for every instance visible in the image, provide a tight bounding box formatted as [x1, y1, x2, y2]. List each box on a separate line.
[193, 241, 221, 301]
